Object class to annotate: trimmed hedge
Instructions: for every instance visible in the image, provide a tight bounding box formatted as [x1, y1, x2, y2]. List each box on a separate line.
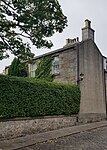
[0, 75, 80, 118]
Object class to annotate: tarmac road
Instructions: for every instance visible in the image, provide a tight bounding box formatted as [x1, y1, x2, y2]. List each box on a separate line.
[19, 126, 107, 150]
[1, 121, 107, 150]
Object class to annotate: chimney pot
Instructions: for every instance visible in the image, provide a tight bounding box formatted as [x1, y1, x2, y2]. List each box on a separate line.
[85, 19, 91, 28]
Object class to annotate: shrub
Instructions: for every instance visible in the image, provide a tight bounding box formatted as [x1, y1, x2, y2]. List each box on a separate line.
[8, 57, 27, 77]
[0, 75, 80, 119]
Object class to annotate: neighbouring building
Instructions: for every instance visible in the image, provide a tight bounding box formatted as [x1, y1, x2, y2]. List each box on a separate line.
[2, 66, 10, 75]
[28, 19, 107, 122]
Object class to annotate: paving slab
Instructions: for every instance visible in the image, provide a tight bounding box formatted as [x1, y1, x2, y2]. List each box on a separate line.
[0, 121, 107, 150]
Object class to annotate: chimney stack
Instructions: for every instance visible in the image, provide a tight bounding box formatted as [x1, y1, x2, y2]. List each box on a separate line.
[64, 37, 79, 47]
[82, 19, 95, 41]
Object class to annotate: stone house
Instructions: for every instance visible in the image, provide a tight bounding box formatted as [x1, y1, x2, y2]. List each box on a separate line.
[29, 19, 107, 122]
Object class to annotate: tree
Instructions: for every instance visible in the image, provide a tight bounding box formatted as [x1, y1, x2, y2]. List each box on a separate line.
[8, 57, 28, 77]
[0, 0, 67, 60]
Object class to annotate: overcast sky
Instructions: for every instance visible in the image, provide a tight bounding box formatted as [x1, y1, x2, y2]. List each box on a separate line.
[0, 0, 107, 73]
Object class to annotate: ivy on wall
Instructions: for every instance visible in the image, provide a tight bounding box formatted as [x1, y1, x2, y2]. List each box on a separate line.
[35, 55, 53, 81]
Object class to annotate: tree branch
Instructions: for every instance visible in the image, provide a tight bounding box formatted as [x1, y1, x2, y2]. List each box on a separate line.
[16, 24, 32, 38]
[15, 32, 30, 39]
[5, 29, 31, 39]
[2, 0, 17, 11]
[0, 34, 13, 52]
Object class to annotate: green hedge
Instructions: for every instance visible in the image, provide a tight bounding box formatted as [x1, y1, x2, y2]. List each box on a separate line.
[0, 75, 80, 119]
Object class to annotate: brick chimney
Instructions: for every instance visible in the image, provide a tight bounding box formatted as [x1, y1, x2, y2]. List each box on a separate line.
[82, 19, 95, 41]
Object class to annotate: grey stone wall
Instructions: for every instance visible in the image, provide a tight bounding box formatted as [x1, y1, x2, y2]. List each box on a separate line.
[53, 48, 77, 84]
[0, 116, 77, 140]
[79, 39, 106, 122]
[28, 47, 78, 85]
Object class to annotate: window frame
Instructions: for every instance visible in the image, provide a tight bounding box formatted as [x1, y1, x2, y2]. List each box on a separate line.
[52, 55, 60, 75]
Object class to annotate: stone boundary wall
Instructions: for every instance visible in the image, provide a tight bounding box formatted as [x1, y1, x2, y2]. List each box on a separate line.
[0, 115, 77, 140]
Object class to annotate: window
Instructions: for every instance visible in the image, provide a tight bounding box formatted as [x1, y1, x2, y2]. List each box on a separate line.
[52, 56, 60, 75]
[29, 63, 37, 77]
[104, 57, 107, 71]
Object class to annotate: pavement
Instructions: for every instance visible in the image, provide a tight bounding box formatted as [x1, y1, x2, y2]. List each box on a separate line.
[0, 121, 107, 150]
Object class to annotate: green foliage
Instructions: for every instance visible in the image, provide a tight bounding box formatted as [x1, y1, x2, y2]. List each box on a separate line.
[0, 0, 67, 60]
[35, 56, 53, 81]
[8, 57, 27, 77]
[0, 75, 80, 119]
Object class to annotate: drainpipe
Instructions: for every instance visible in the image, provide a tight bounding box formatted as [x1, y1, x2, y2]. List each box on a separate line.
[77, 43, 80, 85]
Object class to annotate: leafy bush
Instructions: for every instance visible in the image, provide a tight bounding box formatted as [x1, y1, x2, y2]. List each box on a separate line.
[0, 75, 80, 119]
[8, 57, 27, 77]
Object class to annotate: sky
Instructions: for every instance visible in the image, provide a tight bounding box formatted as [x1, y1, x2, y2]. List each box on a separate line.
[0, 0, 107, 73]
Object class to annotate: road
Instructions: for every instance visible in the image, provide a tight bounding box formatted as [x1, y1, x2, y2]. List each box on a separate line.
[19, 126, 107, 150]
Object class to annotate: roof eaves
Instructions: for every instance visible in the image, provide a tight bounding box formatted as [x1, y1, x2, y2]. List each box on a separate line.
[32, 44, 77, 61]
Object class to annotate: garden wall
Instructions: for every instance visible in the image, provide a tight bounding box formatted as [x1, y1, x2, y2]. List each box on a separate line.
[0, 116, 77, 140]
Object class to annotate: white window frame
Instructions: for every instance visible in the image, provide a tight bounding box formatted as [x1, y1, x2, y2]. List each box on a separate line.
[52, 56, 60, 75]
[29, 63, 37, 77]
